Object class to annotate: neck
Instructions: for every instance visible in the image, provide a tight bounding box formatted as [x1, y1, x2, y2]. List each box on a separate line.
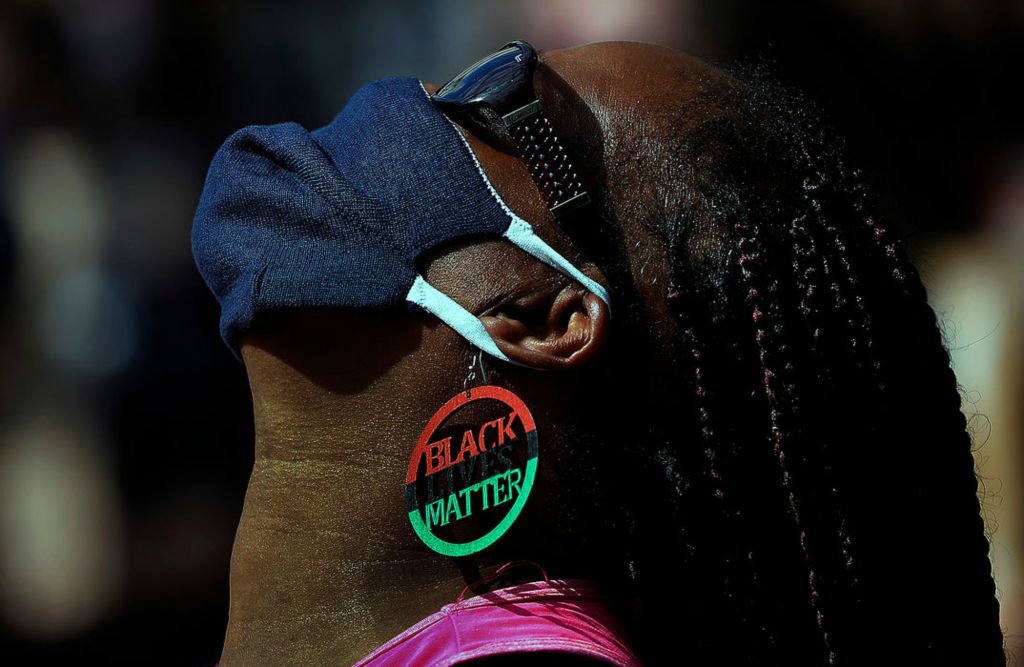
[219, 331, 471, 665]
[221, 452, 469, 665]
[219, 315, 563, 665]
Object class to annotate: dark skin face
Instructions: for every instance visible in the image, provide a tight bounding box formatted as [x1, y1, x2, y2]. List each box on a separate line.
[220, 42, 736, 666]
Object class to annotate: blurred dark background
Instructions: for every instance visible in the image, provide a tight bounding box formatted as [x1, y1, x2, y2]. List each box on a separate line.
[1, 1, 1021, 663]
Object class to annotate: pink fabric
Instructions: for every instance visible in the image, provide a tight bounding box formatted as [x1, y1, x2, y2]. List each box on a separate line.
[352, 578, 641, 667]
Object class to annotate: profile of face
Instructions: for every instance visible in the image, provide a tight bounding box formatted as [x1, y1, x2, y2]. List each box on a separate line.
[228, 42, 1006, 666]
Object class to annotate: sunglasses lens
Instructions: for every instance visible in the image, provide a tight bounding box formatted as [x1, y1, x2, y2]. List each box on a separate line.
[431, 41, 536, 118]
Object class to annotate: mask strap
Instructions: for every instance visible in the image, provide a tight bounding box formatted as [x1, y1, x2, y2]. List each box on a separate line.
[502, 216, 611, 315]
[406, 274, 520, 365]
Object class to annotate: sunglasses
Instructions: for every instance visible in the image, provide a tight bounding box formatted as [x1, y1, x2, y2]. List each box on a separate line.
[430, 40, 591, 220]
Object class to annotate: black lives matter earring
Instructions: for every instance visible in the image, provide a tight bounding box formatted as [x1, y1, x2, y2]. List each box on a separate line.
[405, 352, 539, 557]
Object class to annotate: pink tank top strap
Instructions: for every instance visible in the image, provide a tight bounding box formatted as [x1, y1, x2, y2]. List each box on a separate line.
[352, 578, 642, 666]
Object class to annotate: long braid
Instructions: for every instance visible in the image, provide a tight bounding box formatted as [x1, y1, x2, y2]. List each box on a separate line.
[783, 206, 865, 624]
[734, 212, 837, 664]
[788, 138, 879, 611]
[679, 310, 762, 655]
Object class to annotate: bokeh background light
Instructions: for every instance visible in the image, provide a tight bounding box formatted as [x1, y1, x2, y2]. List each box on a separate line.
[0, 1, 1020, 663]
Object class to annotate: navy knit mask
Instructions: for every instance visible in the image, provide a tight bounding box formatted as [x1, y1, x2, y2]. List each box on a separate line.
[192, 76, 610, 363]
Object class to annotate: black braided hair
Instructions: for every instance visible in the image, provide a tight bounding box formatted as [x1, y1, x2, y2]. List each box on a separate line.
[590, 63, 1007, 666]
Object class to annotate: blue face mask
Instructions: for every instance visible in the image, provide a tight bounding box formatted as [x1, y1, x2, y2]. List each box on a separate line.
[192, 74, 610, 364]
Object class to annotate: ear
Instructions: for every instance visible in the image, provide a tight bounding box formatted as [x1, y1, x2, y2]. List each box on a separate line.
[479, 283, 609, 370]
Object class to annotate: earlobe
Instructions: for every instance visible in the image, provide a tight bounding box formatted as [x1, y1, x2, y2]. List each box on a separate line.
[480, 285, 609, 370]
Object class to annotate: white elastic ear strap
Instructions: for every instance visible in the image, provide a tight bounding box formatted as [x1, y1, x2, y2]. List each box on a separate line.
[406, 274, 514, 364]
[502, 216, 611, 314]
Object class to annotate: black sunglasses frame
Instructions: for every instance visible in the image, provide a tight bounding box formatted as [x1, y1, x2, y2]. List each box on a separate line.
[430, 40, 591, 219]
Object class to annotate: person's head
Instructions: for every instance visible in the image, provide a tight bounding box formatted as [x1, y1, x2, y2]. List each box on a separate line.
[197, 41, 1006, 665]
